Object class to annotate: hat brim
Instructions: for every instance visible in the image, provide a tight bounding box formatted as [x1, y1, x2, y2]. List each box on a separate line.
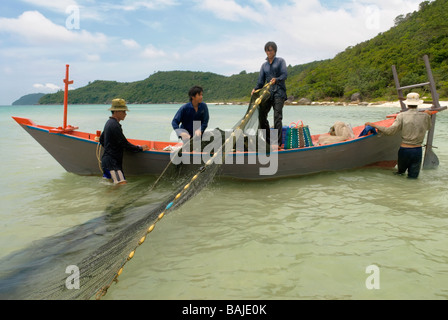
[108, 107, 129, 111]
[404, 99, 423, 105]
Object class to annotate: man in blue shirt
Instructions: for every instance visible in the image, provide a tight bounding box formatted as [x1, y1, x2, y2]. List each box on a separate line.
[172, 85, 210, 141]
[252, 41, 288, 148]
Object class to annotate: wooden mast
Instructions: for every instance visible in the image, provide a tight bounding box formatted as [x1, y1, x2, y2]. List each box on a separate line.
[63, 64, 74, 130]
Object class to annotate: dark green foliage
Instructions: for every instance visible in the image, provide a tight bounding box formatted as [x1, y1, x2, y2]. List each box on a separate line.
[39, 0, 448, 105]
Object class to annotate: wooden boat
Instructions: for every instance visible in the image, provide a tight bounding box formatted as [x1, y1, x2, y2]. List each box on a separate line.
[11, 115, 403, 180]
[12, 56, 445, 180]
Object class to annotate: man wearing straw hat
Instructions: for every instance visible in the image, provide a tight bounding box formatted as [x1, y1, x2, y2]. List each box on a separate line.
[366, 92, 432, 179]
[99, 98, 149, 185]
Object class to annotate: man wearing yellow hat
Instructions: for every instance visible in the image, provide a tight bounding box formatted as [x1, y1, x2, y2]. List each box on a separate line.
[99, 98, 149, 185]
[366, 92, 432, 179]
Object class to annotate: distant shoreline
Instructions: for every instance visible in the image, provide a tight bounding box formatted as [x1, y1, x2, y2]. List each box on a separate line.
[215, 100, 448, 108]
[6, 100, 448, 107]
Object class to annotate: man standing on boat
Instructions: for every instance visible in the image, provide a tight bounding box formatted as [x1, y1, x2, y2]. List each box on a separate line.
[365, 92, 432, 179]
[252, 41, 288, 149]
[100, 98, 149, 185]
[172, 85, 210, 142]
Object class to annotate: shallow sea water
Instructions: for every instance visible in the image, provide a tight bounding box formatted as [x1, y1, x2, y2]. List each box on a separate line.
[1, 103, 447, 300]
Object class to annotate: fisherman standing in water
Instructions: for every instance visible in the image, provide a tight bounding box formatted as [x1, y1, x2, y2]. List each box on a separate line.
[366, 92, 432, 179]
[100, 98, 149, 185]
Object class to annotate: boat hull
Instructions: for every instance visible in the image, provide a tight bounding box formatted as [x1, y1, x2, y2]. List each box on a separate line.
[219, 135, 400, 179]
[13, 117, 401, 180]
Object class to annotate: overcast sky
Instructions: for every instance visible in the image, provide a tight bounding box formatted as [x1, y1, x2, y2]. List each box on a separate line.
[0, 0, 423, 105]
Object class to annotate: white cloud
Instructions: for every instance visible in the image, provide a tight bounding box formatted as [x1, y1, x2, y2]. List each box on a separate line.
[121, 39, 141, 49]
[137, 19, 163, 31]
[175, 35, 263, 75]
[196, 0, 263, 22]
[85, 54, 101, 62]
[93, 0, 180, 13]
[250, 0, 272, 10]
[0, 11, 108, 47]
[118, 0, 180, 11]
[20, 0, 79, 13]
[33, 83, 61, 91]
[200, 0, 423, 67]
[172, 0, 423, 74]
[141, 45, 167, 59]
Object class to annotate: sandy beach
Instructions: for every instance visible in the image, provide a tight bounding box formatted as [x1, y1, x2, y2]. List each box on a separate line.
[215, 100, 448, 108]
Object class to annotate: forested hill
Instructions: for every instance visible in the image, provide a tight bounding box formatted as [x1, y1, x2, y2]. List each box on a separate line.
[286, 0, 448, 102]
[39, 70, 260, 105]
[39, 0, 448, 105]
[13, 93, 45, 105]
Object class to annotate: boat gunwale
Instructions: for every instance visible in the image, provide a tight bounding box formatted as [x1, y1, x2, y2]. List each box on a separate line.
[15, 116, 382, 157]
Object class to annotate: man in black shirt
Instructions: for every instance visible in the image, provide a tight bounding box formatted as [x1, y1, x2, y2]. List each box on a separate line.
[100, 98, 149, 185]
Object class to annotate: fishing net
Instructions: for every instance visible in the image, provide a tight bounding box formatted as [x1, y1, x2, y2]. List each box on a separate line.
[0, 84, 271, 300]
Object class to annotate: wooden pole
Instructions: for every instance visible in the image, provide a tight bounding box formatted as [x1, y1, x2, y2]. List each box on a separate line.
[63, 64, 74, 130]
[422, 55, 440, 169]
[423, 55, 440, 109]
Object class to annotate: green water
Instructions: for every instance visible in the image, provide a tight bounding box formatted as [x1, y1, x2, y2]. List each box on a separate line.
[1, 103, 447, 300]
